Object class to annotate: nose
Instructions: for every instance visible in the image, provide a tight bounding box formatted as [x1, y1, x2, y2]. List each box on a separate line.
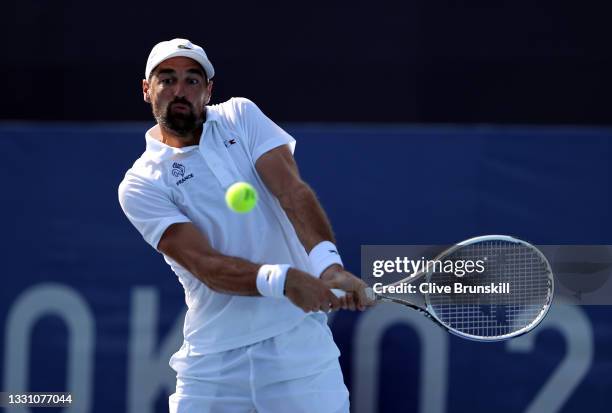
[173, 82, 186, 98]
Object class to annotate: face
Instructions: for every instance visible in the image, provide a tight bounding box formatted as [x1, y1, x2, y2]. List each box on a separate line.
[142, 56, 213, 138]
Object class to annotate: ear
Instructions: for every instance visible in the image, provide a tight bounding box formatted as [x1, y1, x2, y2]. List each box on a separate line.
[142, 78, 151, 103]
[205, 80, 214, 104]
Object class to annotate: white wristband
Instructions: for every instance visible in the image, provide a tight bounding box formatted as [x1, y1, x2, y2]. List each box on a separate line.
[309, 241, 343, 277]
[257, 264, 290, 298]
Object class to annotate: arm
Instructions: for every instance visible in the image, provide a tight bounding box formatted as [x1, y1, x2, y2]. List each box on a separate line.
[157, 222, 341, 312]
[254, 144, 334, 252]
[158, 222, 260, 295]
[256, 145, 372, 310]
[118, 169, 339, 311]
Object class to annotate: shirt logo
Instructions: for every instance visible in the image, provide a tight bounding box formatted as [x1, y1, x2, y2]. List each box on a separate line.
[172, 162, 185, 178]
[223, 138, 237, 148]
[171, 162, 194, 186]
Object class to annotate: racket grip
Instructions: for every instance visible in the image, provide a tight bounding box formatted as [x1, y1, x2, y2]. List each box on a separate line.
[331, 288, 376, 300]
[331, 288, 346, 297]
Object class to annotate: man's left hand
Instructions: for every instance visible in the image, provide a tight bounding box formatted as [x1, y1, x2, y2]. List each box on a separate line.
[320, 264, 375, 311]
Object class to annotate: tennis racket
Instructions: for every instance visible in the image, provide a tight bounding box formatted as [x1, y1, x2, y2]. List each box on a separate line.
[333, 235, 554, 341]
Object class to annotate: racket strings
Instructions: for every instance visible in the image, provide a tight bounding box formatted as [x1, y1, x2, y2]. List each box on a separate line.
[427, 240, 552, 339]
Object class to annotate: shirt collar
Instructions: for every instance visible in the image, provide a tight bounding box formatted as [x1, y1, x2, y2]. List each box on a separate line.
[204, 107, 220, 124]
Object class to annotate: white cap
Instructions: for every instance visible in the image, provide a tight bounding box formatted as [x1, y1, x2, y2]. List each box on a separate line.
[145, 38, 215, 81]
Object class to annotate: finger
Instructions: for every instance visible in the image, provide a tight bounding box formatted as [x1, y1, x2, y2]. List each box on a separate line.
[346, 292, 356, 311]
[328, 291, 341, 311]
[353, 287, 367, 311]
[338, 294, 348, 310]
[320, 300, 336, 313]
[340, 293, 352, 310]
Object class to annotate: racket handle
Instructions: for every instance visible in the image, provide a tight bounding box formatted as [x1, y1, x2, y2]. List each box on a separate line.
[331, 288, 376, 300]
[331, 288, 346, 297]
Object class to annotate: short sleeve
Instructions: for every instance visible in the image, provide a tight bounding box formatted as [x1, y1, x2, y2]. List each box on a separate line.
[118, 174, 191, 250]
[233, 98, 296, 161]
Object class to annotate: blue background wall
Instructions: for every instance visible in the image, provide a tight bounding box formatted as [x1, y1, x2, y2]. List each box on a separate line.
[0, 123, 609, 412]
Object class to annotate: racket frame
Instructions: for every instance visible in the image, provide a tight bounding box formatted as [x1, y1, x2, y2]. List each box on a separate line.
[368, 235, 555, 342]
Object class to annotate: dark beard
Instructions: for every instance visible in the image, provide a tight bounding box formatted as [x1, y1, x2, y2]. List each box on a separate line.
[155, 100, 204, 138]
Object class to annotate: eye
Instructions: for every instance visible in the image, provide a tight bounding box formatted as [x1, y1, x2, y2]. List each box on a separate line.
[188, 78, 200, 85]
[160, 78, 173, 85]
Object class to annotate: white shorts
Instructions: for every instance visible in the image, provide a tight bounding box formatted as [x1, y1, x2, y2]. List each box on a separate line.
[168, 313, 349, 413]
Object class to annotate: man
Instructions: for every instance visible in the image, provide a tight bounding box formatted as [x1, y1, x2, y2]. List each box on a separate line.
[118, 38, 372, 413]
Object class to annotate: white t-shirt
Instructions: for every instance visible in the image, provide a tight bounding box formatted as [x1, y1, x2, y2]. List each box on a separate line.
[118, 98, 314, 355]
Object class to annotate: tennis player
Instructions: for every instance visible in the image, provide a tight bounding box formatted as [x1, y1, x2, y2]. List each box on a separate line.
[118, 38, 372, 413]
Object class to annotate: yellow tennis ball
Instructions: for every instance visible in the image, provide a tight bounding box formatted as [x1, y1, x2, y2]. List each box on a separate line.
[225, 182, 258, 213]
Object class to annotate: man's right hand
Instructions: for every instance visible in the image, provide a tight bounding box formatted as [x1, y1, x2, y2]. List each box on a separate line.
[284, 268, 341, 313]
